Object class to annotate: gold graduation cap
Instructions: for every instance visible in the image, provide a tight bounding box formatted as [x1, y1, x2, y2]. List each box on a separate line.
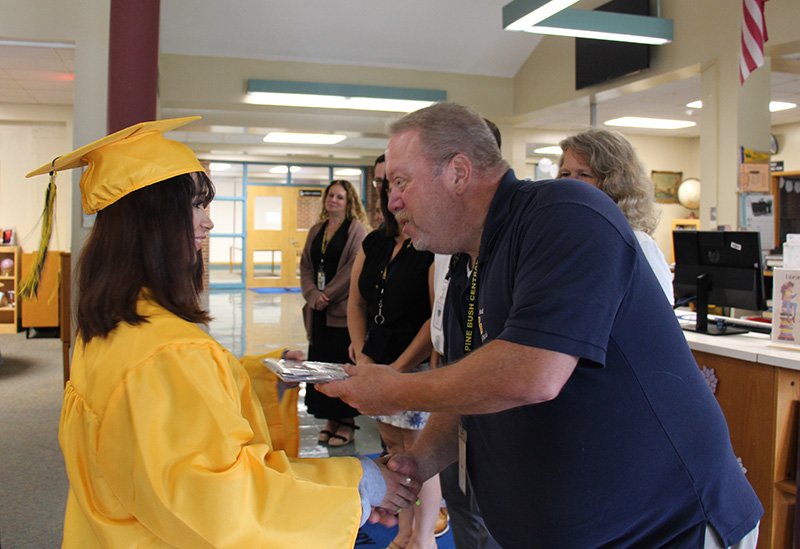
[27, 116, 204, 214]
[21, 116, 205, 298]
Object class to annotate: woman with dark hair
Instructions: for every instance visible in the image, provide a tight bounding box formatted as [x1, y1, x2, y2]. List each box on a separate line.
[347, 177, 441, 549]
[300, 179, 369, 446]
[26, 117, 418, 548]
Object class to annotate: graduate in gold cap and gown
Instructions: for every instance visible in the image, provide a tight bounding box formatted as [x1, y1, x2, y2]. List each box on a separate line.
[27, 117, 419, 548]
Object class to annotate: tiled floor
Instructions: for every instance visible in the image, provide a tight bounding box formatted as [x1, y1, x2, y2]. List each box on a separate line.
[205, 288, 384, 458]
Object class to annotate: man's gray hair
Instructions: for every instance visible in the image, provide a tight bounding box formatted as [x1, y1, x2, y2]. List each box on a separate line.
[388, 102, 508, 176]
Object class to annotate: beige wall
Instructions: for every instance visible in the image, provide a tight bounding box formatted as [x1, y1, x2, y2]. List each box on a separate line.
[773, 121, 800, 173]
[0, 106, 73, 253]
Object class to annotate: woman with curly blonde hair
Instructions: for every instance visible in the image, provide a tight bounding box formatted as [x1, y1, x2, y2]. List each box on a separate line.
[300, 179, 370, 445]
[559, 128, 673, 303]
[317, 179, 371, 227]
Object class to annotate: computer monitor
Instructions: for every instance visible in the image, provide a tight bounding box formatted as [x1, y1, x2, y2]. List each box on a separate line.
[673, 230, 767, 335]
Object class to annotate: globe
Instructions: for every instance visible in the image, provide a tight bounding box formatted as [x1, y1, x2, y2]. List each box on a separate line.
[677, 178, 701, 210]
[0, 258, 13, 276]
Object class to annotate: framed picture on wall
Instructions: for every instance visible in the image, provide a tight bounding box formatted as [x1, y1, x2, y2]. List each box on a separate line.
[652, 171, 683, 204]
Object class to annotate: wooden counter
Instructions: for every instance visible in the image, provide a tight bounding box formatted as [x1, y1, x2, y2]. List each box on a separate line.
[682, 328, 800, 548]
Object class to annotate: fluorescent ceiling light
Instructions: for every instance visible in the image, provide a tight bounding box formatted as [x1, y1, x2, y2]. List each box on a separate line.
[0, 39, 75, 49]
[503, 5, 674, 45]
[334, 168, 363, 176]
[533, 146, 564, 155]
[247, 80, 446, 113]
[209, 162, 232, 172]
[503, 0, 580, 30]
[263, 132, 346, 145]
[687, 100, 796, 112]
[605, 117, 696, 129]
[269, 166, 302, 174]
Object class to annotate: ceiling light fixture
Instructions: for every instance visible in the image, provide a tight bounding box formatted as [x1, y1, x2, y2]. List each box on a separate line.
[209, 162, 232, 172]
[533, 146, 564, 155]
[503, 0, 581, 29]
[686, 100, 797, 112]
[503, 1, 673, 45]
[770, 101, 797, 112]
[334, 168, 363, 176]
[269, 166, 302, 174]
[0, 39, 75, 49]
[604, 117, 696, 129]
[263, 132, 347, 145]
[247, 80, 446, 113]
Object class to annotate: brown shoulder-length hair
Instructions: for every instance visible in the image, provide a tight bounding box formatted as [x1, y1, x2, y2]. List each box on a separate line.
[76, 172, 216, 342]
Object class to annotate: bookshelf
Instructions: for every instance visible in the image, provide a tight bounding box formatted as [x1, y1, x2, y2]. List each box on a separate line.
[0, 246, 20, 334]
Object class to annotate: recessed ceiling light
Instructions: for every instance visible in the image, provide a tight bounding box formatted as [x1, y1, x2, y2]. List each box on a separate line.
[209, 162, 231, 172]
[269, 166, 302, 174]
[686, 100, 796, 112]
[533, 146, 563, 155]
[769, 101, 797, 112]
[334, 168, 363, 176]
[604, 117, 696, 130]
[263, 132, 346, 145]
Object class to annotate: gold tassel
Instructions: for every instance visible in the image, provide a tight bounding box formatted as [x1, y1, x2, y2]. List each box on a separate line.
[19, 164, 58, 300]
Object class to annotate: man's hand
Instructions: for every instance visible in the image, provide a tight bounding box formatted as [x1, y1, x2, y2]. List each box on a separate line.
[367, 457, 421, 525]
[317, 363, 404, 415]
[385, 453, 431, 483]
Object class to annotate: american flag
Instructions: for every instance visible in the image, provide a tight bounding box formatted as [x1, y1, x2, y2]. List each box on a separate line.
[740, 0, 769, 84]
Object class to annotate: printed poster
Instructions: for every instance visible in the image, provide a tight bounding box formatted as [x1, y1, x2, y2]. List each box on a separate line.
[743, 193, 774, 251]
[771, 268, 800, 348]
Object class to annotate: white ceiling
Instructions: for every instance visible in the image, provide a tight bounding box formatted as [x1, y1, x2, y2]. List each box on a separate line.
[1, 0, 799, 163]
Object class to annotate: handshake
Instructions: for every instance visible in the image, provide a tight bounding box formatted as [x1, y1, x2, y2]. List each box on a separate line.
[368, 454, 425, 526]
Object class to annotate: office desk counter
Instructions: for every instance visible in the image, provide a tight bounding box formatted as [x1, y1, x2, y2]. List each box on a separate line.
[681, 328, 800, 549]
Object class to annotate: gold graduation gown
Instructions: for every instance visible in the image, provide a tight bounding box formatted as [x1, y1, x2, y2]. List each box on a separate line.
[59, 297, 362, 548]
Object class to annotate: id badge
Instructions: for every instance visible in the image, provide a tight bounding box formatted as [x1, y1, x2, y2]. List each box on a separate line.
[432, 295, 445, 331]
[458, 424, 468, 495]
[316, 268, 326, 290]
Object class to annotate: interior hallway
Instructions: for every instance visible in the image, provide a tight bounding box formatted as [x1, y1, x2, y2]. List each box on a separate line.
[205, 288, 384, 458]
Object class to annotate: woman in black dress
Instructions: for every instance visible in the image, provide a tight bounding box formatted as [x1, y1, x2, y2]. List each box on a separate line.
[347, 179, 440, 549]
[299, 179, 369, 446]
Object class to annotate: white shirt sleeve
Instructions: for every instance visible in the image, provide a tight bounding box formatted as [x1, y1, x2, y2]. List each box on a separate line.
[635, 231, 674, 305]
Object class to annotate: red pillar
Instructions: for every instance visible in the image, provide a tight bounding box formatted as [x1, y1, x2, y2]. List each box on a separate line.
[107, 0, 160, 133]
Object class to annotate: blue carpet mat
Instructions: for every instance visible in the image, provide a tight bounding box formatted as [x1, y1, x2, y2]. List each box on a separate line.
[248, 287, 302, 294]
[357, 519, 453, 548]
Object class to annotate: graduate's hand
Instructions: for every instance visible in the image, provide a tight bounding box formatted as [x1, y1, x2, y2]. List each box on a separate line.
[317, 363, 404, 415]
[283, 349, 306, 361]
[277, 350, 306, 389]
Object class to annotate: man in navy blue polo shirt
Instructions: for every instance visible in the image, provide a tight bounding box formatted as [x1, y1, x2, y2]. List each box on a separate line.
[320, 102, 762, 548]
